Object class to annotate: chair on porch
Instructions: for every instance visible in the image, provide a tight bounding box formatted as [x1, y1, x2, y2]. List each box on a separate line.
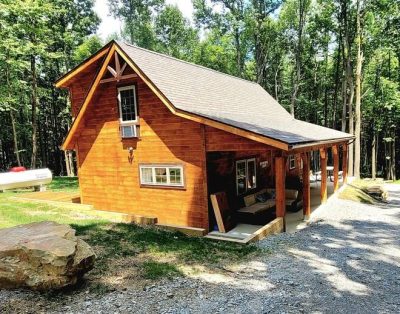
[309, 170, 319, 188]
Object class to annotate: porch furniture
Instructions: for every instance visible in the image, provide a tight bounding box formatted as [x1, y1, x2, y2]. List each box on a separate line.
[237, 189, 275, 225]
[309, 171, 319, 187]
[327, 166, 334, 181]
[267, 188, 303, 212]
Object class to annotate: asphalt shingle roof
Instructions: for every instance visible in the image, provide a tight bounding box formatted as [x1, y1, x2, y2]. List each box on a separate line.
[119, 42, 352, 146]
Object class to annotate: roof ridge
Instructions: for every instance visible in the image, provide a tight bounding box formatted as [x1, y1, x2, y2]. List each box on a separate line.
[119, 41, 260, 86]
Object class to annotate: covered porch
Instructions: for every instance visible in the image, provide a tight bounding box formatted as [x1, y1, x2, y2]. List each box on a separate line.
[206, 141, 349, 243]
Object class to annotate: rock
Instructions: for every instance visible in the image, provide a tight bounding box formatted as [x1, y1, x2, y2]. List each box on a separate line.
[0, 221, 95, 290]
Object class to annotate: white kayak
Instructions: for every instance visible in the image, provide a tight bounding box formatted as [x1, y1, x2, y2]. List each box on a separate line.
[0, 168, 52, 191]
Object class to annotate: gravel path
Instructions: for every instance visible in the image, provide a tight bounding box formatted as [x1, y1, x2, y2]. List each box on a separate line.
[1, 184, 400, 314]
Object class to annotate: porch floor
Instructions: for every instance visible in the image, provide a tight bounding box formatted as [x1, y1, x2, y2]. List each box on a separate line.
[206, 224, 263, 241]
[285, 179, 344, 233]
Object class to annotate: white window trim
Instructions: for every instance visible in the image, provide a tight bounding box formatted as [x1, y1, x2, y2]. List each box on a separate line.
[117, 85, 139, 138]
[289, 155, 296, 170]
[236, 160, 246, 195]
[236, 158, 257, 195]
[139, 164, 184, 187]
[247, 158, 257, 190]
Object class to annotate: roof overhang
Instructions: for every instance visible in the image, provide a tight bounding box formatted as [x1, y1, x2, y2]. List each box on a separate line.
[55, 41, 113, 88]
[288, 137, 355, 154]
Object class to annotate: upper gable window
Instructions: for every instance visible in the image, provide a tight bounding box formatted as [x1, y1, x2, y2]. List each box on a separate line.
[118, 85, 138, 138]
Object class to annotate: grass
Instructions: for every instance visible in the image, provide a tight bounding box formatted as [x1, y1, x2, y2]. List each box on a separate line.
[0, 177, 116, 229]
[0, 177, 259, 287]
[142, 261, 182, 279]
[393, 180, 400, 184]
[338, 178, 384, 204]
[47, 176, 79, 192]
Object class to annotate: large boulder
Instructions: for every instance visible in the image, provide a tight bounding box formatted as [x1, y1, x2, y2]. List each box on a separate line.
[0, 221, 95, 290]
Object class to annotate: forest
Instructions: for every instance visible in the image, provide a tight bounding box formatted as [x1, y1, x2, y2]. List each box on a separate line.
[0, 0, 399, 180]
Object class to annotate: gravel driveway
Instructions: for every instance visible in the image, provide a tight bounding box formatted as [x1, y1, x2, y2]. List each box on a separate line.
[1, 184, 400, 314]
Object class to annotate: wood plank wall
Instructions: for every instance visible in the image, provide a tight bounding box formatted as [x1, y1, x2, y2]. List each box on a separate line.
[68, 59, 103, 117]
[70, 76, 209, 229]
[205, 126, 272, 152]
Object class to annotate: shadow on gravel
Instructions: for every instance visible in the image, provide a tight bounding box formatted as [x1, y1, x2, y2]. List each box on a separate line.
[279, 215, 400, 313]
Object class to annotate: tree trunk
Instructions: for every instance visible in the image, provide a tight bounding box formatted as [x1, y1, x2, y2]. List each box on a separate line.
[5, 58, 22, 167]
[10, 111, 21, 167]
[274, 63, 280, 102]
[348, 79, 355, 177]
[340, 0, 350, 133]
[64, 150, 71, 176]
[332, 31, 342, 129]
[392, 136, 396, 180]
[234, 27, 242, 77]
[354, 0, 363, 178]
[290, 0, 307, 117]
[30, 55, 38, 169]
[371, 131, 376, 179]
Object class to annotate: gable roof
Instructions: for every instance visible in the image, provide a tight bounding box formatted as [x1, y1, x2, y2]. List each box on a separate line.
[58, 40, 353, 150]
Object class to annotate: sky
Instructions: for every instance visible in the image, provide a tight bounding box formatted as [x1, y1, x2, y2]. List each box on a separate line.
[94, 0, 195, 41]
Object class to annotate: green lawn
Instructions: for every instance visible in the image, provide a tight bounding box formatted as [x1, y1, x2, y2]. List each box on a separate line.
[0, 177, 259, 289]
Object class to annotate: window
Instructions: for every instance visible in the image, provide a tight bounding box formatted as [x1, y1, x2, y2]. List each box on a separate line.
[118, 85, 138, 138]
[236, 158, 257, 195]
[139, 165, 184, 187]
[289, 155, 296, 169]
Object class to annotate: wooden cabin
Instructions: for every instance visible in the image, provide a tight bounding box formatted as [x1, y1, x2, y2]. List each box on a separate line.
[56, 41, 353, 239]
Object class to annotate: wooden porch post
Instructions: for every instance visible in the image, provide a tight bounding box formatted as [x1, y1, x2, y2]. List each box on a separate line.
[320, 148, 328, 203]
[333, 145, 339, 192]
[275, 156, 286, 220]
[342, 144, 348, 183]
[302, 152, 311, 220]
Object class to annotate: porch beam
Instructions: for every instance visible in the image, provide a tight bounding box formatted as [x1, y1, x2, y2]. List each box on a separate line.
[275, 156, 286, 220]
[288, 140, 349, 155]
[99, 73, 138, 84]
[301, 152, 311, 220]
[320, 148, 328, 203]
[333, 145, 339, 192]
[342, 144, 348, 183]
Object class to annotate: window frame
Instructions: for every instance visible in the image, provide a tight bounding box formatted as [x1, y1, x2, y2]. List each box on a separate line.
[289, 155, 296, 170]
[139, 164, 185, 188]
[117, 85, 139, 138]
[236, 157, 257, 195]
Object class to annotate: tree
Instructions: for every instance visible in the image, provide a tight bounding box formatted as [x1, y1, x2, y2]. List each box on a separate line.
[353, 0, 364, 178]
[0, 0, 99, 172]
[108, 0, 164, 49]
[155, 5, 199, 60]
[73, 35, 103, 63]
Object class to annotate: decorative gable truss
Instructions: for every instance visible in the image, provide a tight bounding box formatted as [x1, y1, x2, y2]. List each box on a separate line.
[100, 52, 138, 84]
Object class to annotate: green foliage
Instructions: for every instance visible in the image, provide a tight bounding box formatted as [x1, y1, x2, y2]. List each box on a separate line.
[0, 0, 100, 171]
[155, 5, 199, 60]
[73, 35, 103, 64]
[0, 0, 399, 178]
[108, 0, 164, 49]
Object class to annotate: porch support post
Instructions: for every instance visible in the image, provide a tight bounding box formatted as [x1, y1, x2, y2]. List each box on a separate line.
[301, 152, 311, 220]
[342, 144, 348, 183]
[320, 148, 328, 203]
[275, 156, 286, 220]
[333, 145, 339, 192]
